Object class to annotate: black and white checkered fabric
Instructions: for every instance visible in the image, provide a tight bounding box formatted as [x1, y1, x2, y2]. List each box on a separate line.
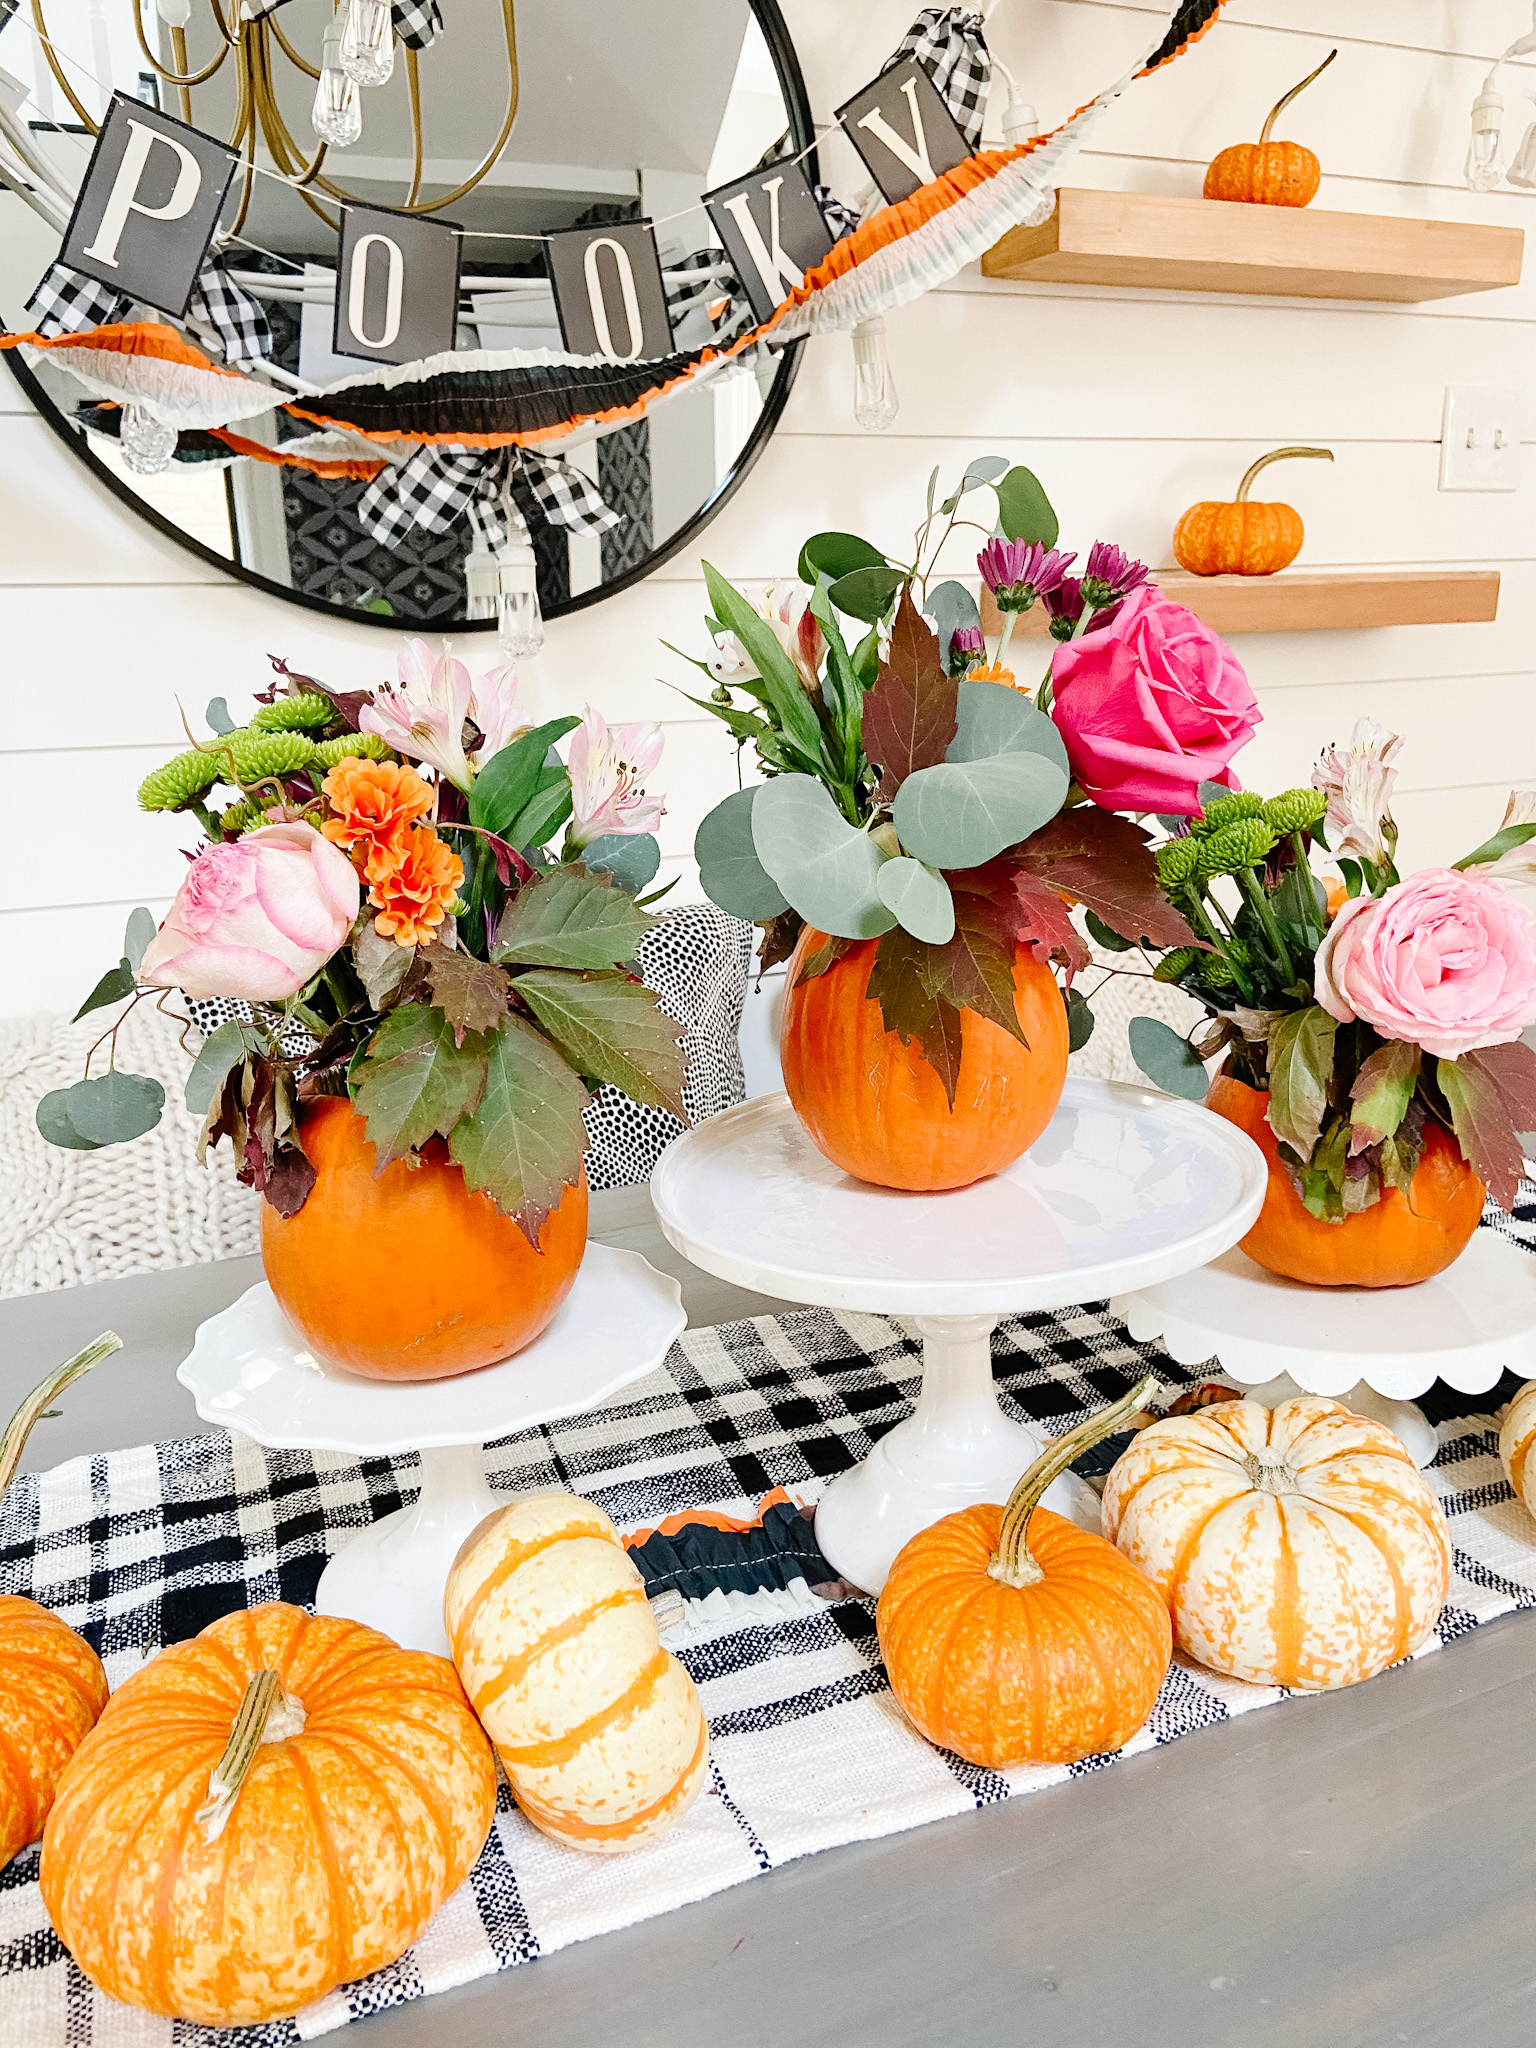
[0, 1195, 1532, 2046]
[815, 184, 862, 242]
[23, 264, 131, 338]
[392, 0, 443, 50]
[357, 444, 618, 551]
[893, 7, 991, 150]
[186, 260, 272, 366]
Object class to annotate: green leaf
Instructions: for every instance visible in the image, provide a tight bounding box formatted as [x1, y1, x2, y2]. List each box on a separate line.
[185, 1020, 253, 1117]
[694, 788, 790, 920]
[353, 921, 415, 1012]
[516, 968, 686, 1117]
[949, 678, 1070, 776]
[448, 1014, 590, 1239]
[1272, 859, 1328, 947]
[205, 697, 237, 734]
[826, 564, 905, 624]
[123, 908, 157, 971]
[421, 944, 512, 1045]
[507, 773, 573, 852]
[72, 962, 136, 1023]
[468, 717, 579, 834]
[36, 1089, 104, 1152]
[851, 625, 881, 690]
[1065, 986, 1095, 1052]
[797, 531, 888, 587]
[752, 775, 896, 941]
[1348, 1040, 1419, 1151]
[677, 687, 776, 746]
[895, 751, 1067, 871]
[1337, 857, 1364, 898]
[352, 1002, 491, 1166]
[922, 578, 982, 661]
[702, 562, 826, 769]
[861, 589, 958, 800]
[876, 857, 956, 944]
[1085, 910, 1132, 952]
[1128, 1017, 1207, 1102]
[493, 865, 656, 969]
[1267, 1005, 1338, 1158]
[995, 466, 1059, 548]
[806, 578, 865, 760]
[582, 832, 661, 894]
[60, 1071, 166, 1145]
[939, 455, 1010, 515]
[1454, 820, 1536, 870]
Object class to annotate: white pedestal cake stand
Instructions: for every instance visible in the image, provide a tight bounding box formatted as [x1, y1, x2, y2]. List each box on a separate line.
[650, 1079, 1268, 1594]
[178, 1243, 686, 1655]
[1113, 1230, 1536, 1468]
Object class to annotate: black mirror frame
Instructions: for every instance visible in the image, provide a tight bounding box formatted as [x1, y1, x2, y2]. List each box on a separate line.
[0, 0, 815, 635]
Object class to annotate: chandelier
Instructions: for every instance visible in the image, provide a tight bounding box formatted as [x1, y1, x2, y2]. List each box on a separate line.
[27, 1, 520, 236]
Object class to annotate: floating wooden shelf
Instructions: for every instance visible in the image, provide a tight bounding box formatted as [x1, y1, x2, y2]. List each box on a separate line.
[981, 189, 1524, 302]
[979, 569, 1501, 639]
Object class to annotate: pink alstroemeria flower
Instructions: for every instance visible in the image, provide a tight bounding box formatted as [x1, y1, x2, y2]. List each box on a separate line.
[468, 661, 530, 764]
[1311, 717, 1403, 869]
[567, 708, 665, 848]
[361, 638, 474, 790]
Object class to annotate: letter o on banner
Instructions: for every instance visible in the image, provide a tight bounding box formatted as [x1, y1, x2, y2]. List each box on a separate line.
[582, 237, 645, 362]
[547, 219, 673, 367]
[332, 202, 461, 367]
[347, 233, 405, 351]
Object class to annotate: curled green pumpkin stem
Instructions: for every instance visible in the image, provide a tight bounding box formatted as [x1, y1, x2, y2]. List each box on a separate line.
[990, 1373, 1159, 1588]
[1235, 447, 1334, 504]
[0, 1332, 123, 1501]
[1259, 47, 1337, 147]
[196, 1668, 308, 1843]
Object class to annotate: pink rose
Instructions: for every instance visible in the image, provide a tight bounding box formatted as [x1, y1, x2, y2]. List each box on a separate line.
[1314, 867, 1536, 1059]
[1049, 584, 1260, 815]
[140, 822, 359, 1003]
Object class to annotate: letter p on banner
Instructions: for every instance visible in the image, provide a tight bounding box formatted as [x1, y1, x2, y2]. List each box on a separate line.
[704, 159, 834, 327]
[333, 204, 462, 366]
[61, 94, 237, 318]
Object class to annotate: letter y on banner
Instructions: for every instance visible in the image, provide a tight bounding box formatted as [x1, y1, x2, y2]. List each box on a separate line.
[333, 203, 462, 365]
[60, 93, 237, 318]
[835, 56, 972, 205]
[704, 159, 834, 326]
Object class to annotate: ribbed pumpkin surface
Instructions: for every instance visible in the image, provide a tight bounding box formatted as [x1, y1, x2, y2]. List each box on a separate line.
[1203, 140, 1320, 206]
[1173, 499, 1304, 578]
[0, 1596, 107, 1869]
[1208, 1074, 1484, 1287]
[446, 1493, 708, 1854]
[877, 1505, 1171, 1767]
[1102, 1396, 1451, 1691]
[1500, 1381, 1536, 1518]
[40, 1603, 496, 2025]
[779, 925, 1069, 1192]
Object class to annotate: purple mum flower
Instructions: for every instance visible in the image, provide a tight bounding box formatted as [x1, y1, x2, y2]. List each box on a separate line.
[977, 539, 1077, 613]
[1042, 575, 1085, 644]
[1080, 540, 1149, 609]
[945, 623, 986, 676]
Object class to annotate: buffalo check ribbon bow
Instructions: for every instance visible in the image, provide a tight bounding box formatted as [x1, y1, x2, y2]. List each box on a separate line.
[356, 443, 620, 553]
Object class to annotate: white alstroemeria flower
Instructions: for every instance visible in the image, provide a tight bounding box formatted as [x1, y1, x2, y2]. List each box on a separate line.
[361, 638, 475, 790]
[1311, 717, 1403, 866]
[567, 707, 665, 848]
[468, 661, 531, 765]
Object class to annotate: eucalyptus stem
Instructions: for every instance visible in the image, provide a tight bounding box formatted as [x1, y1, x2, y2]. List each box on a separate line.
[990, 1374, 1159, 1588]
[1234, 867, 1294, 985]
[0, 1334, 123, 1499]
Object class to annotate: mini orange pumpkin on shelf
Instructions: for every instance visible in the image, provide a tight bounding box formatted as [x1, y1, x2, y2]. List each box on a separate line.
[1204, 49, 1337, 207]
[1173, 445, 1334, 578]
[877, 1377, 1172, 1767]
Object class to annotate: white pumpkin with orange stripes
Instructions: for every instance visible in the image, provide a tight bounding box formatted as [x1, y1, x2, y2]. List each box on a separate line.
[1499, 1380, 1536, 1518]
[444, 1493, 708, 1854]
[1101, 1395, 1450, 1691]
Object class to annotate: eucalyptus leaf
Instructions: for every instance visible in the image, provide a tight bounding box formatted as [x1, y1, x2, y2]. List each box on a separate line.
[205, 697, 236, 734]
[876, 857, 956, 944]
[939, 454, 1009, 514]
[1065, 987, 1095, 1053]
[35, 1089, 104, 1152]
[925, 465, 940, 517]
[184, 1020, 252, 1117]
[797, 531, 888, 587]
[949, 678, 1070, 776]
[995, 466, 1058, 548]
[752, 775, 896, 940]
[582, 832, 661, 893]
[1085, 910, 1132, 952]
[827, 564, 905, 624]
[72, 962, 135, 1023]
[61, 1071, 166, 1145]
[922, 579, 981, 663]
[1128, 1016, 1208, 1102]
[894, 751, 1068, 871]
[1197, 780, 1232, 815]
[123, 907, 157, 973]
[694, 788, 790, 920]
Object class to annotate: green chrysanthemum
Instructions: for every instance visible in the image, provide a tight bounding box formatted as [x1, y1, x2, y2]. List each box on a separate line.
[1199, 951, 1240, 989]
[218, 800, 268, 835]
[251, 692, 337, 734]
[1156, 837, 1200, 889]
[1152, 946, 1199, 984]
[137, 748, 224, 812]
[1196, 818, 1277, 878]
[1263, 787, 1327, 834]
[1198, 791, 1266, 836]
[312, 732, 393, 770]
[226, 730, 316, 782]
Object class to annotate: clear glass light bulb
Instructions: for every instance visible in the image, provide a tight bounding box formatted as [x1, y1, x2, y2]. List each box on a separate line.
[463, 543, 500, 622]
[1508, 118, 1536, 189]
[851, 317, 899, 433]
[312, 26, 362, 146]
[121, 406, 177, 475]
[340, 0, 395, 88]
[496, 543, 545, 660]
[1467, 89, 1506, 191]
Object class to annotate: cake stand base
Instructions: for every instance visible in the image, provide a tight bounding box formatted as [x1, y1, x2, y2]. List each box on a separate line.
[316, 1444, 500, 1652]
[812, 1314, 1100, 1596]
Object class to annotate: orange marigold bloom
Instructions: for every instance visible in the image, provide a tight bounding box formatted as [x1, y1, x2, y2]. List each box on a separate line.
[322, 758, 433, 881]
[368, 824, 464, 948]
[968, 660, 1019, 687]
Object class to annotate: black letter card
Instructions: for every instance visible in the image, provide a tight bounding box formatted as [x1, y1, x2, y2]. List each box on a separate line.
[60, 93, 237, 319]
[704, 159, 834, 326]
[547, 221, 672, 364]
[834, 56, 971, 206]
[333, 204, 462, 366]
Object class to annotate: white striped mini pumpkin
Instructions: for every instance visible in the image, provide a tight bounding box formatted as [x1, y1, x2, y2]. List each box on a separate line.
[444, 1493, 708, 1854]
[1499, 1380, 1536, 1517]
[1101, 1395, 1450, 1691]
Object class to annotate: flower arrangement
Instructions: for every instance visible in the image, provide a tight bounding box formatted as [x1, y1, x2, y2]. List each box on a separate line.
[685, 459, 1258, 1083]
[1128, 718, 1536, 1220]
[39, 642, 681, 1239]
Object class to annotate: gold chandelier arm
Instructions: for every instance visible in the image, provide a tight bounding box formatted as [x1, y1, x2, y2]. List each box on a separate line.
[250, 25, 339, 227]
[226, 31, 258, 238]
[31, 1, 99, 133]
[265, 11, 321, 83]
[132, 0, 229, 89]
[404, 44, 424, 207]
[398, 0, 520, 214]
[170, 29, 193, 122]
[206, 0, 242, 51]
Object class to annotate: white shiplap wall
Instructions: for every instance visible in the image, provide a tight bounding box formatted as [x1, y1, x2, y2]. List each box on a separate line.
[2, 0, 1532, 1015]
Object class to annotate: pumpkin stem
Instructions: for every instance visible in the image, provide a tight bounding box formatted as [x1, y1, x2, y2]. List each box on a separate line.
[195, 1668, 307, 1844]
[1258, 48, 1337, 146]
[990, 1374, 1159, 1587]
[1235, 446, 1334, 504]
[0, 1332, 123, 1502]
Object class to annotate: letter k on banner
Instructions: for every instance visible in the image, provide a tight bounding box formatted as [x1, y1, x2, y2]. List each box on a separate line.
[704, 159, 835, 327]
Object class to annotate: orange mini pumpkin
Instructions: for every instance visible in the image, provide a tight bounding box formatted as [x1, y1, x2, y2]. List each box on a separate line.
[261, 1096, 588, 1380]
[1207, 1073, 1485, 1288]
[878, 1377, 1171, 1766]
[1173, 446, 1334, 578]
[1204, 49, 1337, 207]
[779, 923, 1069, 1192]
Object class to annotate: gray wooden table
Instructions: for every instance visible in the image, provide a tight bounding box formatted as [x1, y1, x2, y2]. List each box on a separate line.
[4, 1186, 1534, 2047]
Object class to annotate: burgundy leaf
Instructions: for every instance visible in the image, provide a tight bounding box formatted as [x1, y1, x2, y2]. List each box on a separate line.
[921, 891, 1030, 1049]
[1015, 811, 1196, 950]
[1011, 876, 1091, 980]
[268, 654, 373, 733]
[1437, 1051, 1528, 1213]
[794, 931, 857, 986]
[758, 908, 805, 975]
[421, 943, 513, 1046]
[861, 590, 958, 802]
[262, 1142, 318, 1217]
[866, 929, 966, 1109]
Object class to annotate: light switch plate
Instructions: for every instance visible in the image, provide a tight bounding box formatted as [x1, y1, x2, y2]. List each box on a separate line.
[1439, 385, 1523, 492]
